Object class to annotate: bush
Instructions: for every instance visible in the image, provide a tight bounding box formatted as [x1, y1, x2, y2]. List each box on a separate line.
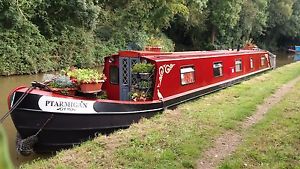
[0, 23, 55, 75]
[146, 34, 175, 52]
[53, 27, 97, 69]
[0, 0, 176, 76]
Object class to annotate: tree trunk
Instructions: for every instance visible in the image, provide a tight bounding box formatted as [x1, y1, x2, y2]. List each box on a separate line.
[211, 26, 216, 45]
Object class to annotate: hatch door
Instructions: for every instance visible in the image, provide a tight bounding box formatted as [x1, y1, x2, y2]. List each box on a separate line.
[119, 57, 140, 100]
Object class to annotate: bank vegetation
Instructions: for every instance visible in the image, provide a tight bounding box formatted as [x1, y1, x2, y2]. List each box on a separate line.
[1, 0, 300, 75]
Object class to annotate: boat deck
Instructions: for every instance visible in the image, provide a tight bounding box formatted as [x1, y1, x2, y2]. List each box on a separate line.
[119, 50, 268, 62]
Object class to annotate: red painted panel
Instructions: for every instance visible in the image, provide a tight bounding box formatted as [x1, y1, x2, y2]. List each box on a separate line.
[103, 55, 120, 100]
[152, 51, 270, 100]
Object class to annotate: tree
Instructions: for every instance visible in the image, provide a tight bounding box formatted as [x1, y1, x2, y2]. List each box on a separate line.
[263, 0, 297, 49]
[209, 0, 243, 46]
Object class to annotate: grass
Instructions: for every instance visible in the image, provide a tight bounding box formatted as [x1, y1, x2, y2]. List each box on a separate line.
[0, 126, 13, 169]
[21, 62, 300, 169]
[219, 82, 300, 169]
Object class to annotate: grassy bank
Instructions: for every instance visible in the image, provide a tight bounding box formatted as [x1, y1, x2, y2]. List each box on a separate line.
[22, 62, 300, 169]
[220, 82, 300, 169]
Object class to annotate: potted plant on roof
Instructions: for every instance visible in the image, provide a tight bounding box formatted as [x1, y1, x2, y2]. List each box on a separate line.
[76, 69, 106, 93]
[132, 62, 154, 80]
[47, 75, 77, 96]
[66, 66, 79, 81]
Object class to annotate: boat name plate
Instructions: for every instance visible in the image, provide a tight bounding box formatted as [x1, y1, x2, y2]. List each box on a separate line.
[38, 96, 96, 114]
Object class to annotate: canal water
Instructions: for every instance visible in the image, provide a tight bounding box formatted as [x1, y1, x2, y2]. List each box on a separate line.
[0, 52, 298, 166]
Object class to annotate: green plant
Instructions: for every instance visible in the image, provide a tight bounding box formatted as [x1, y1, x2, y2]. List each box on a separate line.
[48, 75, 76, 88]
[65, 67, 79, 79]
[130, 90, 147, 101]
[139, 81, 152, 89]
[97, 91, 108, 99]
[0, 127, 13, 169]
[75, 68, 106, 84]
[130, 89, 152, 101]
[132, 63, 154, 73]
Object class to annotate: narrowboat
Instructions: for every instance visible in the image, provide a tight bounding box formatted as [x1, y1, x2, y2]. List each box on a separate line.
[288, 46, 300, 53]
[294, 54, 300, 61]
[8, 48, 276, 155]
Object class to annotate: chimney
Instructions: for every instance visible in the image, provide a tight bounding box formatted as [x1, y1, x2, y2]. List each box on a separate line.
[145, 46, 162, 52]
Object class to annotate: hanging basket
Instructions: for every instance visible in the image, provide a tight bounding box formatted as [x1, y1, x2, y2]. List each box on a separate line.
[139, 73, 151, 80]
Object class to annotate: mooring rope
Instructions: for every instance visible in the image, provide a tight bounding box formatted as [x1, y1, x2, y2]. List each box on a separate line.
[34, 114, 54, 137]
[0, 87, 34, 123]
[16, 113, 54, 155]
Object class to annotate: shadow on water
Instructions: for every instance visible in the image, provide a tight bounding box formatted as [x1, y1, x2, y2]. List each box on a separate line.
[0, 53, 298, 167]
[293, 53, 300, 62]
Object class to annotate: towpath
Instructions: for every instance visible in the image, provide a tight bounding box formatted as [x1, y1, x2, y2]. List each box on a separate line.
[197, 76, 300, 169]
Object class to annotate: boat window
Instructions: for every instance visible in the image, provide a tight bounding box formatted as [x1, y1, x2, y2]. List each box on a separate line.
[250, 58, 254, 69]
[110, 66, 119, 84]
[213, 62, 223, 77]
[261, 56, 266, 66]
[180, 67, 195, 85]
[235, 59, 242, 72]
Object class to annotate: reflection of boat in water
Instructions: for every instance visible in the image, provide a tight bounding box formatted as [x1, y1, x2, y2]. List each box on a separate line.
[293, 54, 300, 61]
[8, 48, 276, 155]
[288, 46, 300, 53]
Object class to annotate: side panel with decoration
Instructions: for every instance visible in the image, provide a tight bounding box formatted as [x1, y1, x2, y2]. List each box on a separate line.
[152, 51, 271, 101]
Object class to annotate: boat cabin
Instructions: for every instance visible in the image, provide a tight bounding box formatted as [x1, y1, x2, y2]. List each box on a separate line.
[288, 46, 300, 53]
[102, 49, 274, 102]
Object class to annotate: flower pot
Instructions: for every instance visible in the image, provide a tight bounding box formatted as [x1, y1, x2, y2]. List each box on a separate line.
[139, 73, 151, 80]
[132, 73, 138, 78]
[80, 82, 103, 93]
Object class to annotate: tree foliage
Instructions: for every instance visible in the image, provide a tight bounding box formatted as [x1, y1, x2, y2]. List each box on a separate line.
[0, 0, 299, 75]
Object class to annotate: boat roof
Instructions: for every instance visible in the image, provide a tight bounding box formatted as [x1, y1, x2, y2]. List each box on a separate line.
[118, 50, 268, 62]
